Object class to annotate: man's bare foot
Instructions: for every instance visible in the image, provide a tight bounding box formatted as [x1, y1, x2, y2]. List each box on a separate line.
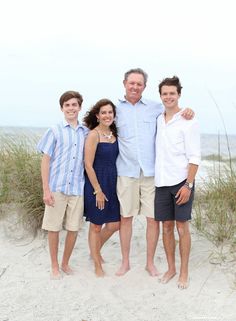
[61, 265, 74, 275]
[159, 270, 176, 284]
[95, 264, 105, 277]
[145, 265, 161, 277]
[177, 275, 189, 289]
[115, 264, 130, 276]
[50, 268, 61, 280]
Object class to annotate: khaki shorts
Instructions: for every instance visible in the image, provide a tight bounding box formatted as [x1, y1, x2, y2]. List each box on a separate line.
[42, 192, 84, 232]
[117, 173, 155, 218]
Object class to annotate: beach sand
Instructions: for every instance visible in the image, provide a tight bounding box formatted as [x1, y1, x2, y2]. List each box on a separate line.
[0, 211, 235, 321]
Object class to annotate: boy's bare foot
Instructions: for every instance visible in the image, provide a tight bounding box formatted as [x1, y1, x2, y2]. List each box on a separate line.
[159, 270, 176, 284]
[50, 268, 62, 280]
[145, 264, 161, 277]
[61, 265, 74, 275]
[115, 263, 130, 276]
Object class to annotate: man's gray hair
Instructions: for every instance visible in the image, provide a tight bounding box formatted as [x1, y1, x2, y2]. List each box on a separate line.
[124, 68, 148, 86]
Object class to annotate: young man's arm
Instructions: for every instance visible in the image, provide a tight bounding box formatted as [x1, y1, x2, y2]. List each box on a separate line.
[175, 120, 201, 205]
[41, 154, 55, 207]
[175, 164, 198, 205]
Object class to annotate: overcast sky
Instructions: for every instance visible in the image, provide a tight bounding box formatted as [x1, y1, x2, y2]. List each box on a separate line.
[1, 0, 236, 134]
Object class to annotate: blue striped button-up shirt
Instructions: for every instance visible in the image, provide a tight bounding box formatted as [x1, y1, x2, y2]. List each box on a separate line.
[37, 120, 88, 196]
[116, 97, 163, 178]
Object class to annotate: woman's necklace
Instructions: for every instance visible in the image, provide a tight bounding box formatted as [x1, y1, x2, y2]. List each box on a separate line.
[102, 131, 113, 140]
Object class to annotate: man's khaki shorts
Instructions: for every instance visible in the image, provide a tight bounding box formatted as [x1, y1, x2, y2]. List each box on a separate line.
[117, 173, 155, 218]
[42, 192, 84, 232]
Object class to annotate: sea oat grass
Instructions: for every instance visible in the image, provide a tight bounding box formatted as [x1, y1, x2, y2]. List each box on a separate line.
[193, 163, 236, 246]
[0, 134, 44, 234]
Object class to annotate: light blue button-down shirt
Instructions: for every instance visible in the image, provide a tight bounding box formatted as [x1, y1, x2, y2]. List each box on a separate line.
[37, 120, 88, 196]
[116, 97, 163, 178]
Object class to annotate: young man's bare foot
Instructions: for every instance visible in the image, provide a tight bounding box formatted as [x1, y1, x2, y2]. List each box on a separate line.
[61, 265, 74, 275]
[145, 265, 161, 277]
[159, 270, 176, 284]
[115, 263, 130, 276]
[177, 275, 189, 289]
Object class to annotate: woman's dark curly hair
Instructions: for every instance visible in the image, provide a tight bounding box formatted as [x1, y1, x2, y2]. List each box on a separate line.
[83, 98, 117, 137]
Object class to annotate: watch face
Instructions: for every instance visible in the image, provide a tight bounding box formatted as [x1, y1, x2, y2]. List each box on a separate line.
[189, 183, 193, 189]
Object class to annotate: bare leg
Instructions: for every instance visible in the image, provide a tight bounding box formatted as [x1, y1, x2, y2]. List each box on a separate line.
[116, 216, 133, 276]
[89, 223, 104, 277]
[61, 230, 78, 274]
[48, 231, 60, 278]
[145, 217, 160, 276]
[100, 222, 120, 248]
[176, 221, 191, 289]
[161, 221, 176, 283]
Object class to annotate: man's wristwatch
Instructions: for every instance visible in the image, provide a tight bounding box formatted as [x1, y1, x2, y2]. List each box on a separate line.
[184, 181, 193, 190]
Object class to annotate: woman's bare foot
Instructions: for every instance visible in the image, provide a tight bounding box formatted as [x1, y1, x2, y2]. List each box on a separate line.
[159, 270, 176, 284]
[145, 264, 161, 277]
[95, 264, 105, 277]
[177, 275, 189, 289]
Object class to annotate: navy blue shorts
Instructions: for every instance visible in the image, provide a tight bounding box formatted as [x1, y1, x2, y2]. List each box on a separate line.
[154, 180, 194, 222]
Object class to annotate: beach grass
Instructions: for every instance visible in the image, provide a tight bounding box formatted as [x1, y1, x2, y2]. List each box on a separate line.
[1, 132, 236, 250]
[0, 134, 44, 235]
[193, 160, 236, 251]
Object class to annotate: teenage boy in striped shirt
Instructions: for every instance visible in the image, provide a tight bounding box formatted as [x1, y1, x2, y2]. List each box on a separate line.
[37, 91, 88, 279]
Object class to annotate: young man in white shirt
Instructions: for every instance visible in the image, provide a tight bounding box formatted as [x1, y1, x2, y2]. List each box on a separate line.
[154, 76, 201, 289]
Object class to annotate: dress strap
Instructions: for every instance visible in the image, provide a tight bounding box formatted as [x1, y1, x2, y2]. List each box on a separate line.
[94, 128, 101, 142]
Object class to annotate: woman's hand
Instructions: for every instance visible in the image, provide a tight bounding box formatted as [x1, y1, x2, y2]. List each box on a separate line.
[96, 191, 108, 210]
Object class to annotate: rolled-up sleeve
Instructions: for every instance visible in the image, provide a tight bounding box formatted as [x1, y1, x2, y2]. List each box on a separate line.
[185, 120, 201, 165]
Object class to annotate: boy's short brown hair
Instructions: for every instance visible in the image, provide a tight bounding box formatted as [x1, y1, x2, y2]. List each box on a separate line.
[59, 91, 83, 108]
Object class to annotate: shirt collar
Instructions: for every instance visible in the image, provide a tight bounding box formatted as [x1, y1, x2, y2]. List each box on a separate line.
[62, 119, 86, 131]
[161, 109, 183, 123]
[118, 96, 148, 105]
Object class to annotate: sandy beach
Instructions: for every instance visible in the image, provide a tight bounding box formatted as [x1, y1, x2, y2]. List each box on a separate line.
[0, 208, 235, 321]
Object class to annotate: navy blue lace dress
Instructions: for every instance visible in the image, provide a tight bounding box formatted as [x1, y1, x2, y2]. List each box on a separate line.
[84, 140, 120, 225]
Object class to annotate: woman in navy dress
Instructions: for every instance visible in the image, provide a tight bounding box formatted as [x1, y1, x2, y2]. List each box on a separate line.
[83, 99, 120, 277]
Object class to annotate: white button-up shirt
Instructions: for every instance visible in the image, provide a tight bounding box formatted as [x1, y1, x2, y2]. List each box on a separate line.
[155, 111, 201, 187]
[116, 97, 163, 178]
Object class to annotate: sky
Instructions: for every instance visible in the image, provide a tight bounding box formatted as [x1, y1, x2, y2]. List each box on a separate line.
[1, 0, 236, 134]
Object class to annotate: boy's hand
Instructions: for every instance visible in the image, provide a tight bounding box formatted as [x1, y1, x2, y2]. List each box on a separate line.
[43, 191, 55, 207]
[181, 108, 194, 120]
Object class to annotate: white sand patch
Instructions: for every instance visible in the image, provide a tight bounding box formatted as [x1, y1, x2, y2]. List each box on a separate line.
[0, 214, 235, 321]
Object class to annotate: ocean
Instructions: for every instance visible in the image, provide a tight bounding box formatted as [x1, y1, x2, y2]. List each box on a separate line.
[1, 126, 236, 159]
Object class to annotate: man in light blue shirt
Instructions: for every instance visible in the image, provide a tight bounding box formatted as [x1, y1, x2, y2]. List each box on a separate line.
[37, 90, 88, 279]
[115, 68, 193, 276]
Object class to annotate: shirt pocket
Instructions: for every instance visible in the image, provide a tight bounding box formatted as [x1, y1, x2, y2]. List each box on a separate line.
[142, 118, 157, 136]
